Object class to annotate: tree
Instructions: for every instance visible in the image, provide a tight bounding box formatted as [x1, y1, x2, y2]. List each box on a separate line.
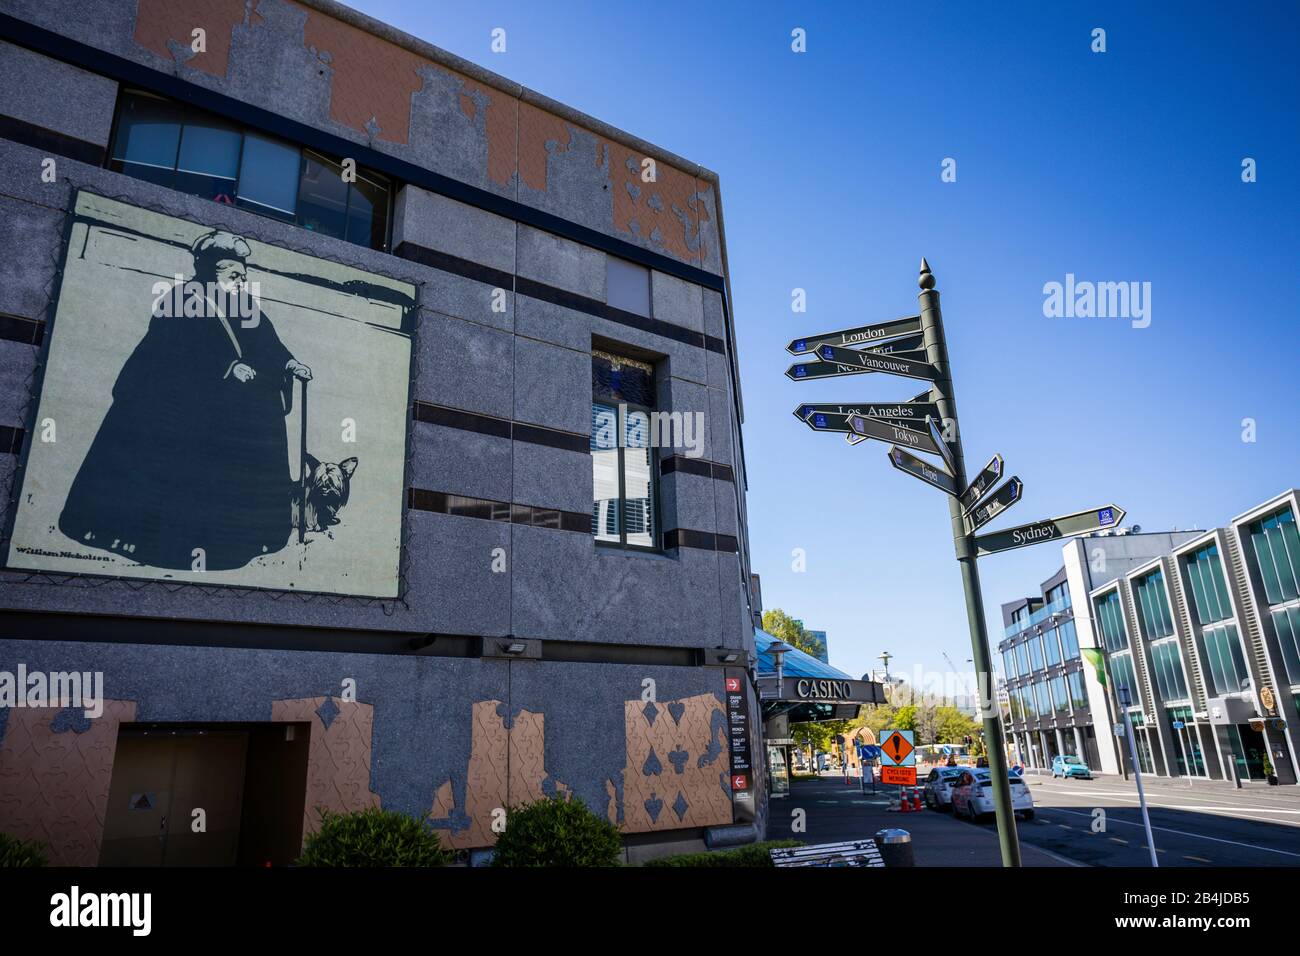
[935, 705, 980, 746]
[891, 704, 917, 731]
[761, 609, 823, 659]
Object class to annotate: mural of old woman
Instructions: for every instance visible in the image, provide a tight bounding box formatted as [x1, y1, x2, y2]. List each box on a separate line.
[58, 231, 313, 571]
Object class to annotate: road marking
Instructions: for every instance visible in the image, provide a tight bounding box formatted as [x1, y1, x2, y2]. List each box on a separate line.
[1051, 789, 1300, 821]
[1109, 837, 1128, 845]
[1051, 787, 1300, 814]
[1184, 855, 1213, 864]
[1048, 806, 1300, 860]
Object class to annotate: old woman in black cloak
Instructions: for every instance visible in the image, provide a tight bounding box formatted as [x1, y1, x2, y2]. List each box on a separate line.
[59, 230, 312, 571]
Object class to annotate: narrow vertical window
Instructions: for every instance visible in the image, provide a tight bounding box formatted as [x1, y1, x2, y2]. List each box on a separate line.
[591, 350, 658, 550]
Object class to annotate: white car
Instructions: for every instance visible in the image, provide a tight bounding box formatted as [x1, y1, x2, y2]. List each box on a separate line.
[922, 766, 969, 810]
[951, 768, 1034, 821]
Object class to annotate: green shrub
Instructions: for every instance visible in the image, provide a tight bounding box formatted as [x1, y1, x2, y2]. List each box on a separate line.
[643, 839, 804, 867]
[295, 807, 451, 867]
[0, 833, 48, 867]
[491, 794, 623, 867]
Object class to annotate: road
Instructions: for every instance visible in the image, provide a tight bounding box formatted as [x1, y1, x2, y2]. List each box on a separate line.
[962, 771, 1300, 867]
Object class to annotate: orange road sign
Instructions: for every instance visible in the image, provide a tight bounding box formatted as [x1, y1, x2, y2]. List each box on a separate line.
[881, 766, 917, 786]
[880, 729, 915, 766]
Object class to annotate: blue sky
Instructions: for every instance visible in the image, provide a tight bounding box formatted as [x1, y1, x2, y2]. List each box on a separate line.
[354, 1, 1300, 684]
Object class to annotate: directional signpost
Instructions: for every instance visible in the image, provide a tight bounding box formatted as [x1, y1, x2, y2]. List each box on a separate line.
[966, 477, 1024, 532]
[926, 416, 955, 472]
[960, 454, 1004, 512]
[974, 505, 1125, 556]
[794, 400, 941, 426]
[889, 445, 957, 497]
[812, 343, 939, 382]
[848, 414, 941, 455]
[786, 316, 921, 354]
[783, 258, 1129, 868]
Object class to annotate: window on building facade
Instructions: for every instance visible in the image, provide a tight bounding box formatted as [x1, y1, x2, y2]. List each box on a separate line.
[591, 350, 657, 550]
[1095, 590, 1128, 653]
[1133, 569, 1175, 640]
[1149, 639, 1189, 701]
[1248, 507, 1300, 682]
[1197, 622, 1250, 697]
[1249, 506, 1300, 607]
[606, 257, 651, 316]
[1021, 683, 1038, 718]
[1033, 681, 1051, 716]
[1184, 542, 1234, 625]
[1043, 628, 1062, 667]
[1050, 676, 1068, 712]
[1067, 670, 1088, 709]
[109, 90, 393, 250]
[1110, 652, 1138, 704]
[1059, 619, 1080, 660]
[1027, 636, 1044, 671]
[1008, 687, 1024, 721]
[1003, 649, 1018, 680]
[1046, 582, 1070, 609]
[1015, 641, 1030, 676]
[1268, 605, 1300, 684]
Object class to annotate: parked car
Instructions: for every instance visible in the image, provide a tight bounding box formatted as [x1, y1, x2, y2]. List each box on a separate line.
[951, 768, 1034, 821]
[1051, 754, 1093, 779]
[922, 766, 969, 810]
[1050, 754, 1092, 780]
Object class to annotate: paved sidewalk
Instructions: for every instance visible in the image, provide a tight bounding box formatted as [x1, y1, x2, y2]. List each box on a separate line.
[779, 774, 1075, 867]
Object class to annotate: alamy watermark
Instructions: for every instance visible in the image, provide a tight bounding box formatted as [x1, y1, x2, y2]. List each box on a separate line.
[593, 403, 704, 458]
[0, 666, 104, 719]
[151, 275, 262, 328]
[1043, 274, 1151, 328]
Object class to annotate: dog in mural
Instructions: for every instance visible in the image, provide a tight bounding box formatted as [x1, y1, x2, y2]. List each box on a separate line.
[291, 454, 359, 532]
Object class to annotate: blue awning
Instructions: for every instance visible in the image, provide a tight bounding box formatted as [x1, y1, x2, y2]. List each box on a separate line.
[755, 628, 855, 680]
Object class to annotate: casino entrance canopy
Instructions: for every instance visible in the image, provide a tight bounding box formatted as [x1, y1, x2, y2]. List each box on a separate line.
[755, 629, 886, 723]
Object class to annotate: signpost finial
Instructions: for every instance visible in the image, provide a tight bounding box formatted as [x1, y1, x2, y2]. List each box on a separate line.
[918, 257, 935, 290]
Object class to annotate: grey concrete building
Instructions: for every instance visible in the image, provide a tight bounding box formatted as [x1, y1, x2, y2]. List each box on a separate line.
[0, 0, 764, 864]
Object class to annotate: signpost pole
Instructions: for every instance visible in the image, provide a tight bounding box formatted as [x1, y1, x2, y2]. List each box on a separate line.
[917, 259, 1022, 867]
[1118, 687, 1160, 866]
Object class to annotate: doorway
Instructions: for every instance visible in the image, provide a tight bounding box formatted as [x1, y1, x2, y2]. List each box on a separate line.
[99, 723, 310, 866]
[1225, 724, 1267, 781]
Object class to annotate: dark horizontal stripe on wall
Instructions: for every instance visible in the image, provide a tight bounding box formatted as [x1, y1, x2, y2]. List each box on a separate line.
[514, 275, 727, 355]
[660, 455, 734, 483]
[0, 610, 719, 664]
[413, 402, 589, 454]
[1, 424, 23, 455]
[396, 239, 727, 356]
[541, 640, 701, 668]
[0, 15, 726, 295]
[662, 528, 739, 553]
[0, 113, 105, 166]
[408, 487, 589, 533]
[395, 241, 513, 293]
[0, 313, 44, 346]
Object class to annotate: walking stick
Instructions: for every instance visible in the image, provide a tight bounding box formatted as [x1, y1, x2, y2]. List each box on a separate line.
[298, 377, 308, 544]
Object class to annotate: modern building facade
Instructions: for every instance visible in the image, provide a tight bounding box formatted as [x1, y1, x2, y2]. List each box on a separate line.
[999, 530, 1200, 773]
[0, 0, 764, 865]
[999, 491, 1300, 786]
[1084, 491, 1300, 785]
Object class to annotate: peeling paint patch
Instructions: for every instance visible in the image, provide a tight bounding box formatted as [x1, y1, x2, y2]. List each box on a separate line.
[134, 0, 260, 77]
[518, 101, 574, 193]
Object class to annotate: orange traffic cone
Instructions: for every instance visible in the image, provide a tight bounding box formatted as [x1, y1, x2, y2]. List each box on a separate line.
[899, 791, 911, 813]
[912, 790, 923, 811]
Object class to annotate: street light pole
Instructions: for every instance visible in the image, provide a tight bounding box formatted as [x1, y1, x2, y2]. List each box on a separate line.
[918, 259, 1023, 867]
